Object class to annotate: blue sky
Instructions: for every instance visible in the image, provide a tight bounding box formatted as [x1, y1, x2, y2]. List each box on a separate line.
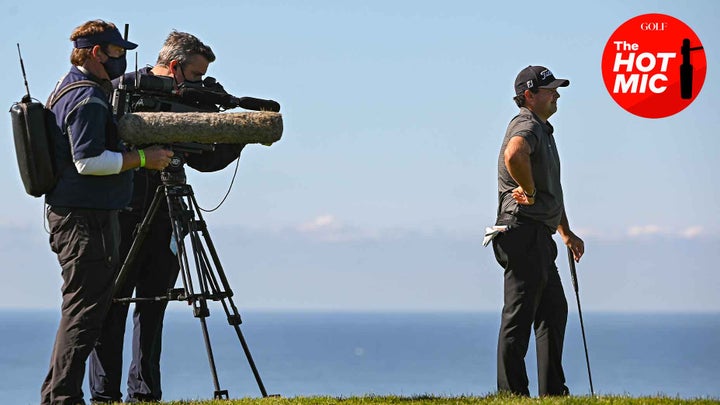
[1, 1, 718, 311]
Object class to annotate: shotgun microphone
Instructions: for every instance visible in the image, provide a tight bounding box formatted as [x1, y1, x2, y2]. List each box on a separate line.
[177, 87, 280, 112]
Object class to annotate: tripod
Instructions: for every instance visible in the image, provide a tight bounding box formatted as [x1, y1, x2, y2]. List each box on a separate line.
[113, 149, 269, 399]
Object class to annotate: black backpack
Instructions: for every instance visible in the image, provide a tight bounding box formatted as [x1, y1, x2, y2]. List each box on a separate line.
[10, 80, 99, 197]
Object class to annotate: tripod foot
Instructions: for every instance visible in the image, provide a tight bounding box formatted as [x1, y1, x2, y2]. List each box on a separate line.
[214, 389, 229, 399]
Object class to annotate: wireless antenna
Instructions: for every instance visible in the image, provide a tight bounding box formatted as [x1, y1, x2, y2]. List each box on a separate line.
[16, 43, 32, 103]
[135, 51, 139, 89]
[112, 23, 131, 117]
[118, 24, 129, 88]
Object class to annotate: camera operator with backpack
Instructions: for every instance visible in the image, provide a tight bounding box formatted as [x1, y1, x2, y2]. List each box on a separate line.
[40, 20, 173, 405]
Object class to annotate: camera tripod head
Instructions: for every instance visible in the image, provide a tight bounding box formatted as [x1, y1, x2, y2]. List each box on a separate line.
[158, 142, 215, 185]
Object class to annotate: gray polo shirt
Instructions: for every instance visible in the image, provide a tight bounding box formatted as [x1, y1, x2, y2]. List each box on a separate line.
[496, 107, 564, 231]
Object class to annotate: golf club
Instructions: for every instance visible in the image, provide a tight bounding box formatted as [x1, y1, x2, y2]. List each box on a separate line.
[566, 246, 595, 396]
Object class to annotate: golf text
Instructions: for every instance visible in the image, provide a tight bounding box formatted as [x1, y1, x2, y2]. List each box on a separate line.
[611, 41, 676, 94]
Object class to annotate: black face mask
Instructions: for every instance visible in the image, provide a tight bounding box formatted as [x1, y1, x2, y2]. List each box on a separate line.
[178, 80, 203, 89]
[178, 64, 203, 88]
[101, 51, 127, 80]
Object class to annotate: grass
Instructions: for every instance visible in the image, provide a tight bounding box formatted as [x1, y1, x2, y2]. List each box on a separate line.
[120, 393, 720, 405]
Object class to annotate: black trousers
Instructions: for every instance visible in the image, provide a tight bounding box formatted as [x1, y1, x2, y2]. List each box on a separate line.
[41, 208, 121, 405]
[88, 210, 180, 402]
[492, 222, 569, 396]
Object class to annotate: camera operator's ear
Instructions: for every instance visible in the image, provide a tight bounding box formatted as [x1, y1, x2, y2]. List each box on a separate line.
[168, 60, 181, 79]
[90, 45, 104, 62]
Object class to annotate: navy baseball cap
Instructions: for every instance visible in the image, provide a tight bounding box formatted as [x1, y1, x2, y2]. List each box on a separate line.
[514, 65, 569, 96]
[73, 26, 138, 50]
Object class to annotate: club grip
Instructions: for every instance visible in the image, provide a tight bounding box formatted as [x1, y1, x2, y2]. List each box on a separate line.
[566, 247, 579, 293]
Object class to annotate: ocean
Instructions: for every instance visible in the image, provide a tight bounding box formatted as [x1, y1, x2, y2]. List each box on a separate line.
[1, 310, 718, 404]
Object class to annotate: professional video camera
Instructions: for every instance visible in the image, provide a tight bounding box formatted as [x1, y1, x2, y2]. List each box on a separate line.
[112, 70, 283, 169]
[114, 73, 281, 117]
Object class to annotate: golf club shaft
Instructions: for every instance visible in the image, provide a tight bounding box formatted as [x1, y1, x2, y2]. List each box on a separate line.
[567, 247, 595, 396]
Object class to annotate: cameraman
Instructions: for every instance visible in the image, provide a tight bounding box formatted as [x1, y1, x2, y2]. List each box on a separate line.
[88, 31, 244, 403]
[41, 20, 173, 405]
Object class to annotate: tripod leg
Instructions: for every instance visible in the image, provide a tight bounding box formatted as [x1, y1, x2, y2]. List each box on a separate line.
[196, 300, 229, 400]
[166, 187, 200, 301]
[196, 249, 269, 398]
[165, 186, 228, 399]
[225, 302, 269, 397]
[189, 193, 270, 398]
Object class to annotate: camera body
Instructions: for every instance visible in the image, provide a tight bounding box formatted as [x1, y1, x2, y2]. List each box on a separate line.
[118, 74, 223, 115]
[112, 71, 281, 184]
[117, 72, 280, 116]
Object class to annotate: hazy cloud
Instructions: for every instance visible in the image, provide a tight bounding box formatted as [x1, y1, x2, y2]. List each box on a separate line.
[625, 225, 705, 239]
[298, 214, 338, 232]
[680, 226, 703, 239]
[627, 225, 663, 237]
[296, 214, 366, 242]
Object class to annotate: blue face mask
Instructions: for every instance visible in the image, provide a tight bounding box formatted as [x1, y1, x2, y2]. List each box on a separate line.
[102, 52, 127, 80]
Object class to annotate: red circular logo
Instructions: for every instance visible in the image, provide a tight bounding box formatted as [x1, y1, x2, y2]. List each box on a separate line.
[601, 13, 706, 118]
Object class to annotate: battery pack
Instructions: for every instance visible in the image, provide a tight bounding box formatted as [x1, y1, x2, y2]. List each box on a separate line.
[10, 101, 55, 197]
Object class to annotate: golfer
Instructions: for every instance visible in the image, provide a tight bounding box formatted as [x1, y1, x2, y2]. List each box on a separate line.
[491, 65, 585, 396]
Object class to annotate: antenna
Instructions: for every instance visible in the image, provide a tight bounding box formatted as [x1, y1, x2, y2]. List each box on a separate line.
[135, 52, 139, 89]
[16, 43, 32, 103]
[118, 23, 129, 88]
[112, 23, 131, 117]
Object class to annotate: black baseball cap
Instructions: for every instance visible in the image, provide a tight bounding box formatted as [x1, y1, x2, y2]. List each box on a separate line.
[514, 65, 569, 96]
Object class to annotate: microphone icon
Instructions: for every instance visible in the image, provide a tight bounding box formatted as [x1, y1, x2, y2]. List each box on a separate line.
[680, 38, 704, 99]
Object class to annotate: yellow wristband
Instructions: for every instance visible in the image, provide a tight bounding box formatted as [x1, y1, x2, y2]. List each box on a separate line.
[138, 149, 146, 168]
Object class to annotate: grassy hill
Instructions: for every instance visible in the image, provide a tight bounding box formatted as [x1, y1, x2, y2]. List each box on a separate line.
[122, 394, 720, 405]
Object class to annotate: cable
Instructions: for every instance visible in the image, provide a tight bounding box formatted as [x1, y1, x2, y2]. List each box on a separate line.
[198, 156, 240, 213]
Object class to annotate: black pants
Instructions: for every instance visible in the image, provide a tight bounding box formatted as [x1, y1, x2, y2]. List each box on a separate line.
[41, 208, 121, 405]
[88, 211, 180, 402]
[492, 222, 569, 396]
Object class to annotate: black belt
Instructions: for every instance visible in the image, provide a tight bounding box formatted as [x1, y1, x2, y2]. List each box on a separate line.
[496, 212, 551, 230]
[48, 206, 117, 216]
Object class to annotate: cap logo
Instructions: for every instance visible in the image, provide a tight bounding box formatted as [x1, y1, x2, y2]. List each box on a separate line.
[540, 69, 553, 80]
[526, 80, 534, 89]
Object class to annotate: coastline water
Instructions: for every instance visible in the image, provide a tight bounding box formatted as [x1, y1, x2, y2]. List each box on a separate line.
[1, 310, 718, 404]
